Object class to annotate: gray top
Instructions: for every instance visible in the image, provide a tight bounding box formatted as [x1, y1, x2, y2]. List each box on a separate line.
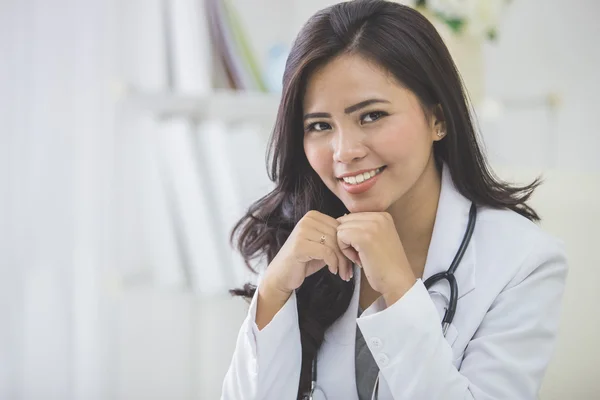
[355, 308, 379, 399]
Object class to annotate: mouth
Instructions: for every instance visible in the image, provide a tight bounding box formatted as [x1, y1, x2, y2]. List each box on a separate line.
[338, 166, 386, 195]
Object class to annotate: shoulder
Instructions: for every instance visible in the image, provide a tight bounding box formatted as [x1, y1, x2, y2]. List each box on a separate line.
[474, 206, 567, 287]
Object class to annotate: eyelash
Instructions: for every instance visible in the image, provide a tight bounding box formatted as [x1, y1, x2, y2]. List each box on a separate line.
[361, 111, 387, 123]
[304, 111, 388, 133]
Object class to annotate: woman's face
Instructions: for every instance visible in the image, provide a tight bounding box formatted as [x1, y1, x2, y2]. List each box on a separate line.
[302, 53, 443, 213]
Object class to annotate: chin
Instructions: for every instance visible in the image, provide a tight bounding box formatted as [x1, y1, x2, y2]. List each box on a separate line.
[341, 197, 390, 214]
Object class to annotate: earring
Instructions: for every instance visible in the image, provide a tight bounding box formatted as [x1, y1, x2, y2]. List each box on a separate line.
[437, 130, 445, 138]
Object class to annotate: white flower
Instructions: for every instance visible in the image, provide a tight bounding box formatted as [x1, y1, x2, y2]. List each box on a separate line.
[465, 0, 509, 37]
[388, 0, 419, 7]
[392, 0, 511, 40]
[427, 0, 475, 20]
[425, 0, 509, 38]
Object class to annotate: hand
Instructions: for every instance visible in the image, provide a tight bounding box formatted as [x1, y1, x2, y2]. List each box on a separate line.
[263, 210, 353, 295]
[336, 212, 416, 304]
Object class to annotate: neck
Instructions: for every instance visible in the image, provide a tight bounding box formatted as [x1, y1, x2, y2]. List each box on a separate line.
[387, 159, 442, 279]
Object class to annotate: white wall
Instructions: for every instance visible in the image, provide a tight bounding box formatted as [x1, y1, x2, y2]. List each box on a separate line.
[483, 0, 600, 172]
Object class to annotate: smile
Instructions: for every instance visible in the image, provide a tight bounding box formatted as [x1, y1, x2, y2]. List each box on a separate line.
[338, 166, 386, 195]
[340, 167, 385, 185]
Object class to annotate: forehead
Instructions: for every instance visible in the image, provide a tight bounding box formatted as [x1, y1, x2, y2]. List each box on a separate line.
[303, 54, 401, 111]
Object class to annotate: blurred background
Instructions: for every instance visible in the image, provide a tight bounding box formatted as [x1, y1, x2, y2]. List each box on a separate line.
[1, 0, 599, 399]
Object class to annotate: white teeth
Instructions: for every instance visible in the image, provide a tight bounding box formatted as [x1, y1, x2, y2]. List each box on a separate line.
[342, 168, 382, 185]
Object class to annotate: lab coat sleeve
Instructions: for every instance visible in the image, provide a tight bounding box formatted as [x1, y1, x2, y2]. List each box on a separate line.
[356, 238, 568, 399]
[221, 286, 302, 399]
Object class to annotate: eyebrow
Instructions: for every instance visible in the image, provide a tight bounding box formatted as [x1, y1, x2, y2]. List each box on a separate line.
[303, 98, 390, 121]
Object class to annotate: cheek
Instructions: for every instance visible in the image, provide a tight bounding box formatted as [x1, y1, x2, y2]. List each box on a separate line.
[304, 140, 332, 176]
[375, 119, 432, 161]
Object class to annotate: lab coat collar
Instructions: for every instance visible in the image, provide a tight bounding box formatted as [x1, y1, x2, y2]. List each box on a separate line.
[422, 164, 476, 301]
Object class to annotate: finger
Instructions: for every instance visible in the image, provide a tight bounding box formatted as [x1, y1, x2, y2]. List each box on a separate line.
[336, 220, 377, 234]
[336, 227, 362, 268]
[302, 217, 352, 280]
[302, 213, 352, 280]
[337, 212, 390, 223]
[316, 226, 353, 281]
[304, 240, 339, 276]
[305, 210, 341, 230]
[309, 231, 352, 281]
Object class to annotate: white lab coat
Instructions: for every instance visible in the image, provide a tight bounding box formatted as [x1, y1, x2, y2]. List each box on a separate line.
[222, 166, 568, 399]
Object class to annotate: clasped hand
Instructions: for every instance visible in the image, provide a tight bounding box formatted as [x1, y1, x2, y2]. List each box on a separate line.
[265, 210, 416, 304]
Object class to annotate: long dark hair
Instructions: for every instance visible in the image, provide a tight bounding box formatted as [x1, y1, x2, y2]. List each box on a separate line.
[230, 0, 540, 397]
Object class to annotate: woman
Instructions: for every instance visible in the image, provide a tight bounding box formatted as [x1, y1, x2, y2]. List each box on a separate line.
[222, 1, 567, 399]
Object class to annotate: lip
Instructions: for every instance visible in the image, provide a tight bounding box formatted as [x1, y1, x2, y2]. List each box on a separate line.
[339, 167, 385, 195]
[336, 167, 384, 179]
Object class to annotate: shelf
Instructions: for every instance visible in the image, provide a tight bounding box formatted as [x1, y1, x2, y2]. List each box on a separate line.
[123, 89, 281, 123]
[122, 88, 561, 124]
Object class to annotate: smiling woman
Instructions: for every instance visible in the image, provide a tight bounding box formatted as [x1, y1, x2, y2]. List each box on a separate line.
[222, 1, 567, 399]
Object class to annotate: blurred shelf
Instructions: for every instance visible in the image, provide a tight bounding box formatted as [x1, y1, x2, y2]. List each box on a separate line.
[123, 89, 281, 123]
[123, 89, 560, 124]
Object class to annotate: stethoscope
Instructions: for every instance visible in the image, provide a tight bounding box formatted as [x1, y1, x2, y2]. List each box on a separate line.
[306, 202, 477, 400]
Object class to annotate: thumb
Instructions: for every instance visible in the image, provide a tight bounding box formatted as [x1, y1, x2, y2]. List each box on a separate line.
[336, 224, 362, 267]
[339, 243, 362, 268]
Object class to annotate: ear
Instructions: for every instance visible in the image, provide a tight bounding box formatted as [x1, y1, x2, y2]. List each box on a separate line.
[430, 104, 446, 141]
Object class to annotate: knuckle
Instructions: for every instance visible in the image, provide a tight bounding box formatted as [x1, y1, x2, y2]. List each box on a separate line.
[363, 231, 375, 242]
[305, 210, 319, 219]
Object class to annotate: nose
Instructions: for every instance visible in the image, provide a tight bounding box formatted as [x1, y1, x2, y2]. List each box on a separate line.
[332, 126, 367, 164]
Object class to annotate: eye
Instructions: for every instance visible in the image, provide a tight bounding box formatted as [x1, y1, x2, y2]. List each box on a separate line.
[361, 111, 387, 124]
[305, 122, 332, 133]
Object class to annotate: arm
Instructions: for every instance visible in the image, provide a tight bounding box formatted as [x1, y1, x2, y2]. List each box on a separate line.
[357, 240, 568, 399]
[223, 210, 351, 398]
[221, 285, 302, 399]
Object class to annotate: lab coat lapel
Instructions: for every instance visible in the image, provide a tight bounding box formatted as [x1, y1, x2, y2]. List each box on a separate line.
[317, 269, 361, 399]
[323, 268, 361, 345]
[422, 165, 476, 301]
